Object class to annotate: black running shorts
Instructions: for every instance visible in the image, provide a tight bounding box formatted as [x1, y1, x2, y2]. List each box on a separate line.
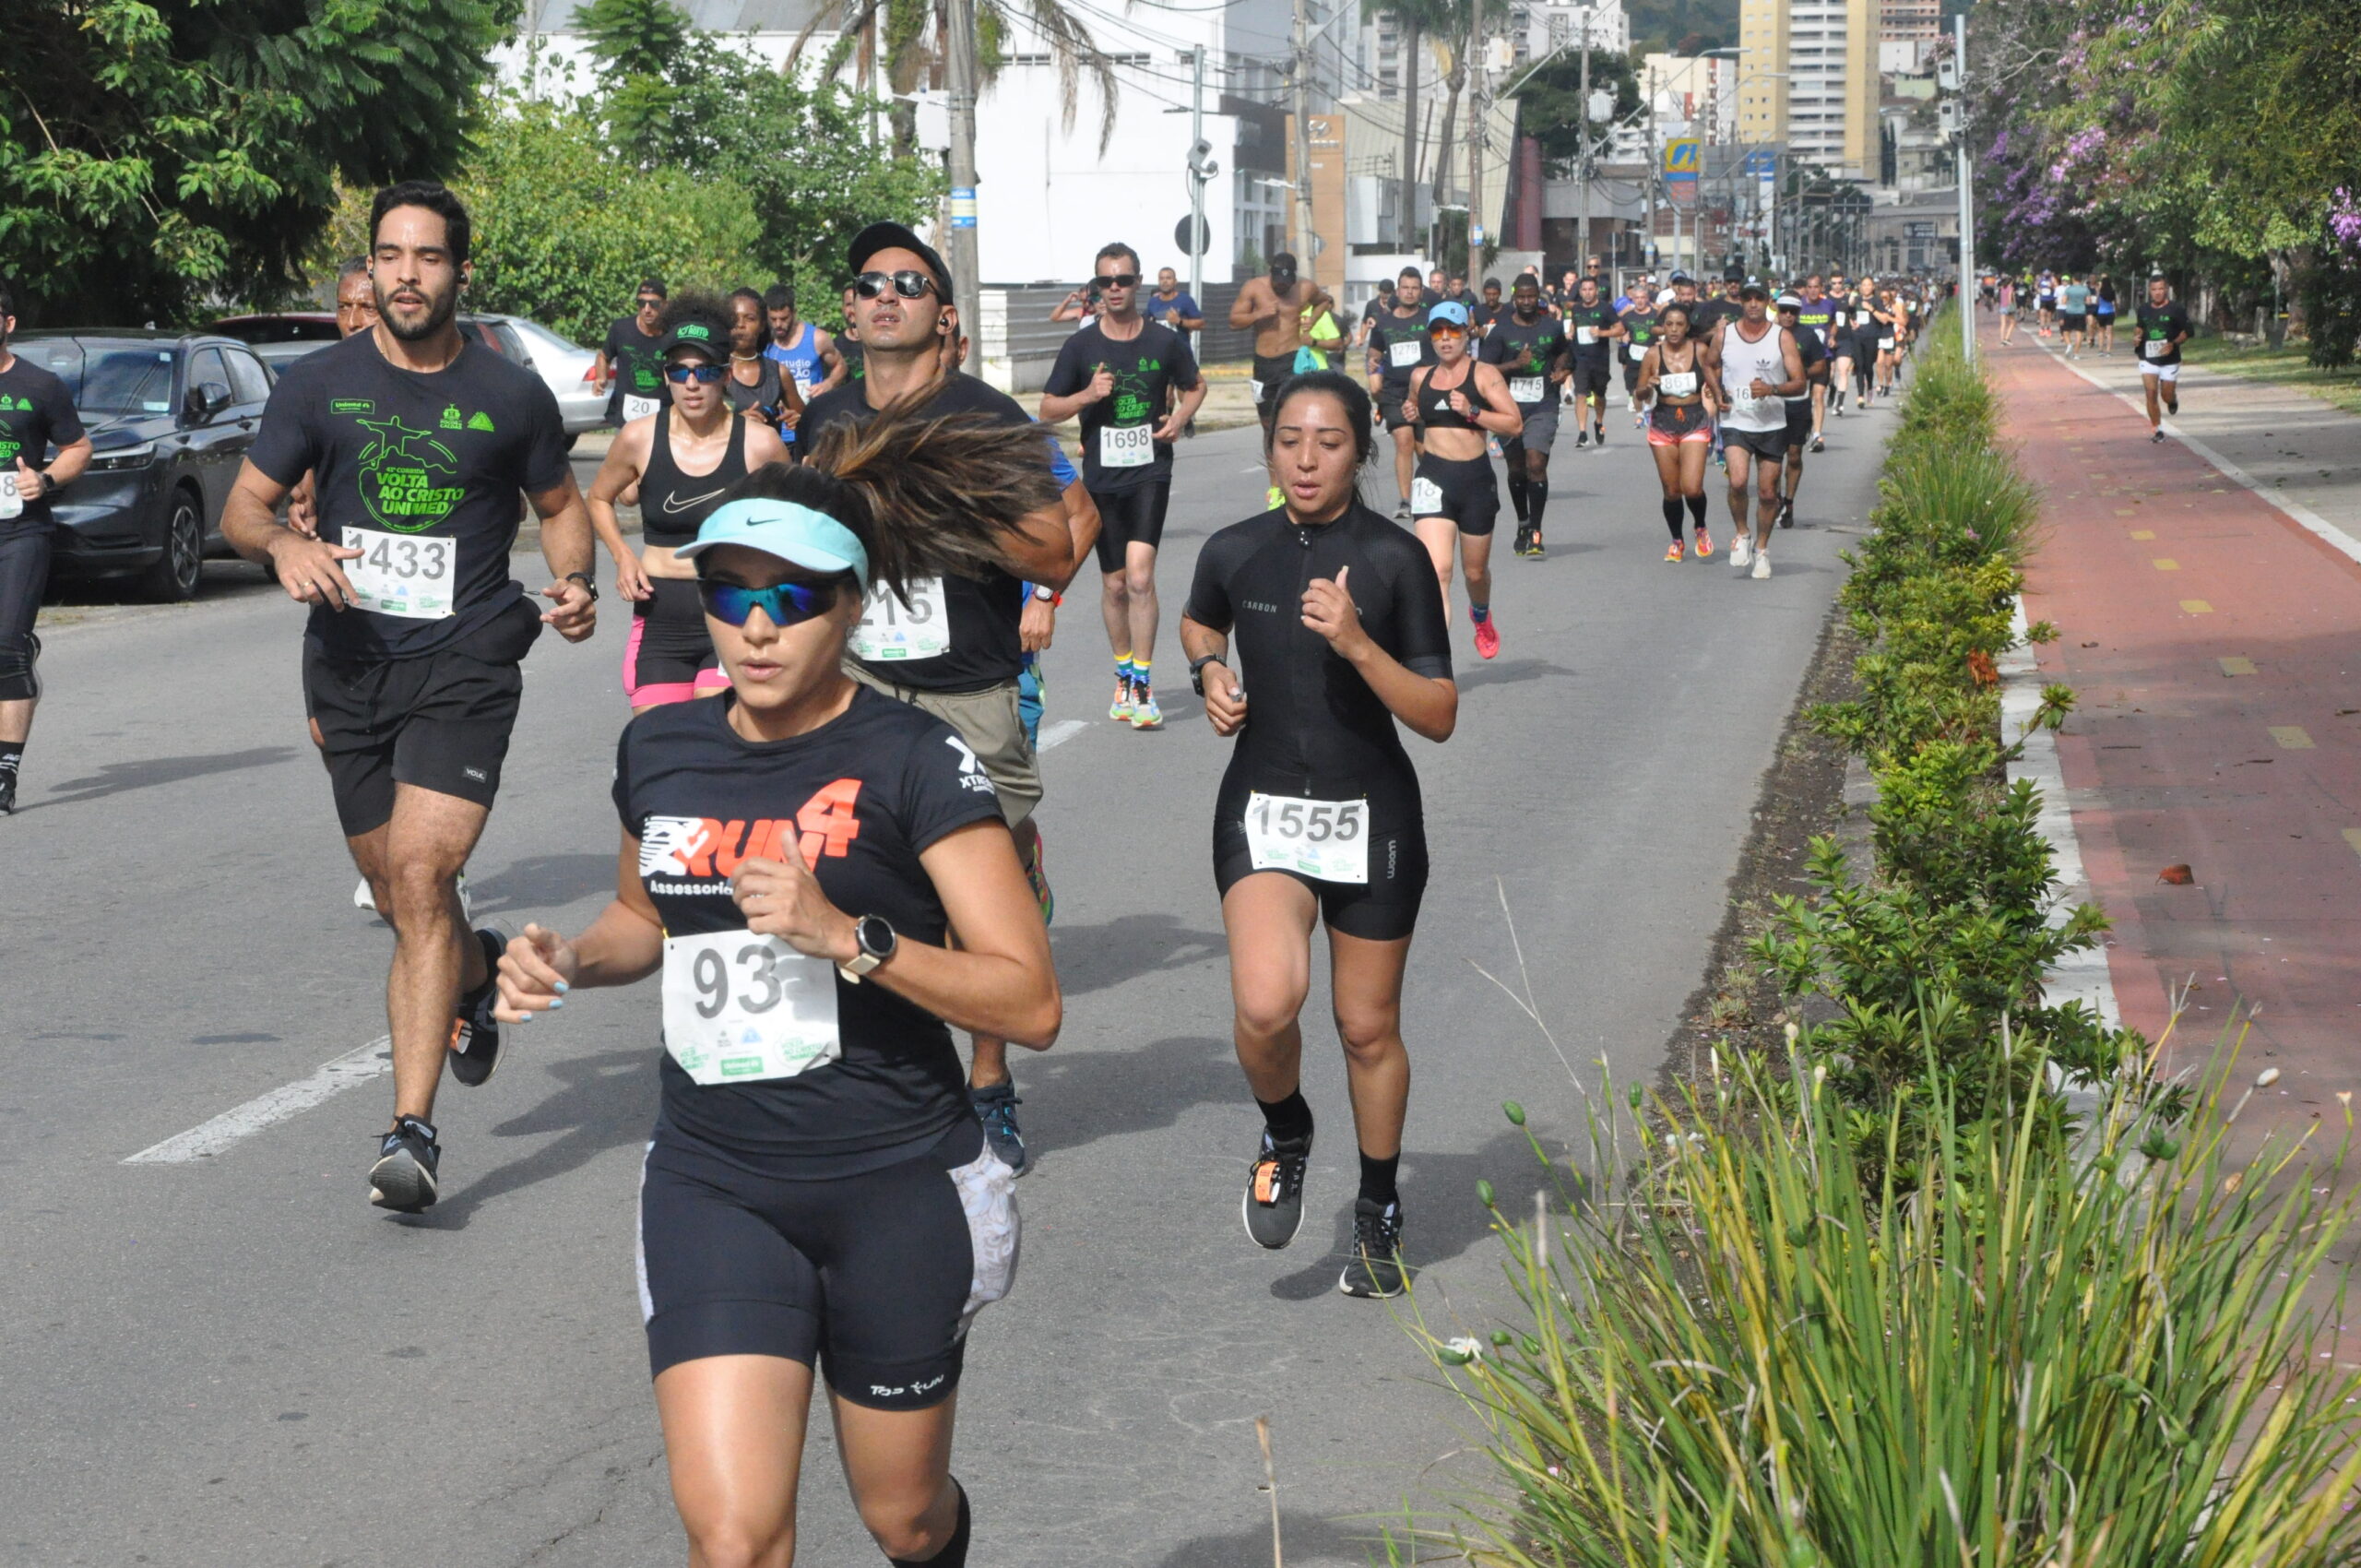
[303, 597, 540, 837]
[1252, 354, 1297, 410]
[1783, 399, 1814, 445]
[0, 522, 51, 704]
[636, 1117, 1016, 1409]
[1410, 450, 1501, 537]
[1090, 481, 1172, 574]
[1213, 810, 1429, 943]
[1572, 362, 1613, 400]
[1723, 424, 1790, 462]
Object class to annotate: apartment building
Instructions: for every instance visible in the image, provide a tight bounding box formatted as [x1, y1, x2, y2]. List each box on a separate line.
[1738, 0, 1880, 181]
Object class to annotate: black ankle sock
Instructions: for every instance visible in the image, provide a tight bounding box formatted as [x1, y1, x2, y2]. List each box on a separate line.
[1256, 1089, 1314, 1146]
[1686, 493, 1709, 527]
[1525, 475, 1548, 531]
[891, 1479, 969, 1567]
[1662, 497, 1685, 539]
[1358, 1151, 1400, 1207]
[0, 742, 21, 778]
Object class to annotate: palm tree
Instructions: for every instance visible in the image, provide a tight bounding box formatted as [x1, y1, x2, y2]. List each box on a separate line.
[1366, 0, 1452, 250]
[795, 0, 1120, 158]
[1423, 0, 1507, 243]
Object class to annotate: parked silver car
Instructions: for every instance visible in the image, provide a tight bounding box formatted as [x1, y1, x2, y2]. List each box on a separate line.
[208, 312, 606, 442]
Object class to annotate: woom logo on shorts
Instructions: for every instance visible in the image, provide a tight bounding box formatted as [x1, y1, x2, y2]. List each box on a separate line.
[638, 781, 867, 885]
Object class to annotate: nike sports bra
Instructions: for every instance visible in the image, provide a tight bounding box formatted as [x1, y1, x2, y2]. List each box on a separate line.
[639, 405, 752, 550]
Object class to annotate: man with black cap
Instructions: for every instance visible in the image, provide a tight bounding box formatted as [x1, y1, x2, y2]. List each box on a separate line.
[1702, 282, 1805, 580]
[1227, 251, 1318, 430]
[598, 278, 670, 426]
[1772, 291, 1828, 528]
[800, 220, 1102, 1177]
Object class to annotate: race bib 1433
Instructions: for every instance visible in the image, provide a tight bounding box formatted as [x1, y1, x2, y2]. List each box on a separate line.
[341, 525, 456, 619]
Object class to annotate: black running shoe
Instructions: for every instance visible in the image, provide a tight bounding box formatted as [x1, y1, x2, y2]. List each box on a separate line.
[1809, 434, 1825, 454]
[0, 772, 15, 815]
[1242, 1129, 1312, 1250]
[1528, 531, 1547, 558]
[1340, 1198, 1406, 1298]
[972, 1080, 1028, 1177]
[1593, 425, 1606, 446]
[369, 1116, 441, 1212]
[1777, 498, 1795, 529]
[1574, 429, 1589, 448]
[447, 928, 506, 1087]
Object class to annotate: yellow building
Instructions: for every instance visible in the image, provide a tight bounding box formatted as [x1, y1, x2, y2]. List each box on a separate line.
[1738, 0, 1880, 182]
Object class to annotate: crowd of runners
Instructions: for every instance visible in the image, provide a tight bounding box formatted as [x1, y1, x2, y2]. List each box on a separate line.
[1981, 267, 2194, 440]
[0, 177, 2007, 1565]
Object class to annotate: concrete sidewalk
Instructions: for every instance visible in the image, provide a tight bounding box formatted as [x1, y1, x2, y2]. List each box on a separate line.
[1989, 321, 2361, 1126]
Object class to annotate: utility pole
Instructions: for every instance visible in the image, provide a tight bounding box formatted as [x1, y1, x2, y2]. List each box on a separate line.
[944, 0, 983, 362]
[1291, 0, 1315, 279]
[1951, 11, 1975, 362]
[1465, 11, 1485, 284]
[1190, 45, 1207, 319]
[1574, 12, 1591, 274]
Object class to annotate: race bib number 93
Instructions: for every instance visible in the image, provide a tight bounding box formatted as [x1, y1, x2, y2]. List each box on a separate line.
[661, 932, 843, 1085]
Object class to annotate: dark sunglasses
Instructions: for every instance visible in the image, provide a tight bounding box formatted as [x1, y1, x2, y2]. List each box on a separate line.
[697, 577, 844, 628]
[664, 362, 726, 385]
[1093, 272, 1140, 289]
[851, 270, 937, 301]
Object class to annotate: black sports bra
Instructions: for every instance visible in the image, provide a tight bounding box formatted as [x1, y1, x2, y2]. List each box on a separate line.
[638, 405, 751, 549]
[1416, 362, 1495, 430]
[1652, 342, 1705, 402]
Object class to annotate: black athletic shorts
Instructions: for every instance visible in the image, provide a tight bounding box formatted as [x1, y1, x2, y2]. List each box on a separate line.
[303, 596, 541, 837]
[625, 575, 725, 706]
[1213, 807, 1429, 942]
[1410, 450, 1500, 537]
[1252, 354, 1297, 410]
[1783, 399, 1813, 445]
[1091, 481, 1172, 574]
[1723, 424, 1790, 462]
[1572, 361, 1613, 399]
[2061, 312, 2088, 333]
[636, 1116, 1016, 1409]
[0, 522, 52, 704]
[1381, 386, 1418, 432]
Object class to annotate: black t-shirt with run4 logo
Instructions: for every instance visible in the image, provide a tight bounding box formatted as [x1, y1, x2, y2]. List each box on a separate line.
[248, 332, 571, 661]
[0, 356, 87, 527]
[799, 370, 1065, 694]
[616, 685, 1009, 1173]
[1042, 318, 1201, 493]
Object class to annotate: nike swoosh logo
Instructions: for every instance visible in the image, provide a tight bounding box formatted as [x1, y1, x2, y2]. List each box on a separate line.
[659, 489, 727, 515]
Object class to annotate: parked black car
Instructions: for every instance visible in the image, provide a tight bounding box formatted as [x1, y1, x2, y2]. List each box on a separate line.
[12, 330, 276, 600]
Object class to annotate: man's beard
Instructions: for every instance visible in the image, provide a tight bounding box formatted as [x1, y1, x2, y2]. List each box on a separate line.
[377, 279, 458, 343]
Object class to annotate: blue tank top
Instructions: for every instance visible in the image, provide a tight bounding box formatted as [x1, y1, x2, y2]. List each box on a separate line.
[765, 321, 826, 399]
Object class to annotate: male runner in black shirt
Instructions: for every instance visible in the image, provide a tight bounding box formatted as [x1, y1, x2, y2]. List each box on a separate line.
[1559, 274, 1622, 448]
[0, 283, 93, 814]
[1364, 267, 1433, 519]
[221, 181, 599, 1212]
[2133, 275, 2192, 443]
[1480, 276, 1572, 555]
[599, 279, 668, 425]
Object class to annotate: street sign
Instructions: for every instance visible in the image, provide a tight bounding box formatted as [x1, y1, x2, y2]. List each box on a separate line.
[1173, 214, 1210, 256]
[1741, 149, 1777, 175]
[950, 187, 977, 230]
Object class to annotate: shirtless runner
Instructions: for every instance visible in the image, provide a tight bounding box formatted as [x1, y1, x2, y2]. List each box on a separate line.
[1228, 252, 1318, 431]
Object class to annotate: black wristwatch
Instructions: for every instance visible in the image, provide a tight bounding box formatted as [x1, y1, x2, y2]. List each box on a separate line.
[1189, 653, 1225, 695]
[838, 913, 897, 982]
[564, 570, 599, 601]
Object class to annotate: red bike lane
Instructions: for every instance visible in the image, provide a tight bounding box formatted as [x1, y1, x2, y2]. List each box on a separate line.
[1991, 331, 2361, 1125]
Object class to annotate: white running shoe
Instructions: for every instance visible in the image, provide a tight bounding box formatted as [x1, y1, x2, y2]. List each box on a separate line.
[1751, 552, 1772, 580]
[1730, 534, 1752, 568]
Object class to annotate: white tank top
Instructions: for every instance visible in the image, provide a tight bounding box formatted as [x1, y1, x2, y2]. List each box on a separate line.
[1717, 322, 1788, 433]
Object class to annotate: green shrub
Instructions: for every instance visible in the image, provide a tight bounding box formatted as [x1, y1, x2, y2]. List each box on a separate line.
[1401, 1064, 2361, 1568]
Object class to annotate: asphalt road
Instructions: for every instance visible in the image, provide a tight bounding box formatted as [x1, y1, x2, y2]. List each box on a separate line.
[1, 398, 1895, 1566]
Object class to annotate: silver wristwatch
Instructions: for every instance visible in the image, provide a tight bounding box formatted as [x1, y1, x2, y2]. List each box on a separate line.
[838, 912, 897, 982]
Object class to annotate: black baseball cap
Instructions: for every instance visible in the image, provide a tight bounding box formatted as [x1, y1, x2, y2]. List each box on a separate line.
[660, 317, 726, 360]
[848, 221, 952, 297]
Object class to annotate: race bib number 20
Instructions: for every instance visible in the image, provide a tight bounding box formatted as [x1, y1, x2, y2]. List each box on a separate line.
[341, 526, 456, 619]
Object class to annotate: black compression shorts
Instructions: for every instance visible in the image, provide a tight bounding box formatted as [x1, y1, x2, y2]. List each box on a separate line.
[0, 523, 51, 704]
[1411, 451, 1500, 537]
[1381, 386, 1418, 432]
[1090, 481, 1172, 574]
[302, 597, 540, 837]
[1213, 808, 1429, 942]
[636, 1116, 1015, 1409]
[626, 576, 726, 707]
[1784, 399, 1814, 444]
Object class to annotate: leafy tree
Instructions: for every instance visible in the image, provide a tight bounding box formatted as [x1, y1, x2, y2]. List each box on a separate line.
[797, 0, 1120, 159]
[575, 0, 696, 161]
[3, 0, 508, 326]
[1507, 50, 1641, 177]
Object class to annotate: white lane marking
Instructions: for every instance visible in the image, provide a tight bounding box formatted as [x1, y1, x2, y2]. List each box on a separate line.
[124, 1036, 393, 1164]
[1038, 719, 1089, 751]
[2043, 346, 2361, 565]
[2000, 597, 2120, 1034]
